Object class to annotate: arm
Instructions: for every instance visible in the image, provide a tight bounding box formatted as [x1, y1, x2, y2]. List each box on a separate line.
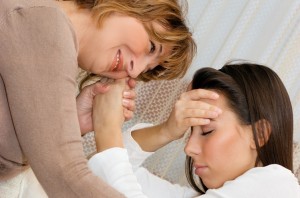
[89, 148, 199, 198]
[92, 79, 127, 152]
[0, 7, 123, 197]
[91, 79, 147, 197]
[132, 89, 222, 152]
[90, 80, 199, 198]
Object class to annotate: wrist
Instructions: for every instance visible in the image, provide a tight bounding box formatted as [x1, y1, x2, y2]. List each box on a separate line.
[94, 129, 123, 152]
[159, 122, 177, 143]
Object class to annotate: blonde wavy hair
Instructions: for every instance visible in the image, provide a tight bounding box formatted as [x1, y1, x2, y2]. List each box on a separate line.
[73, 0, 196, 88]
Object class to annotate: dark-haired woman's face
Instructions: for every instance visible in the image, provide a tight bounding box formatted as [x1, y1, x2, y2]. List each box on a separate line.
[78, 13, 169, 79]
[184, 93, 257, 189]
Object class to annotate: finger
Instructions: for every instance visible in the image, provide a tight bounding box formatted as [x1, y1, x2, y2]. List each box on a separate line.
[122, 99, 135, 111]
[127, 78, 137, 89]
[183, 109, 220, 119]
[124, 108, 134, 121]
[91, 82, 111, 96]
[183, 117, 211, 126]
[175, 100, 222, 114]
[123, 89, 136, 99]
[185, 100, 222, 113]
[180, 89, 219, 100]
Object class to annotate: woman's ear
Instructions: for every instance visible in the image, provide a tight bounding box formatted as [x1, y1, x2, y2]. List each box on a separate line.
[250, 119, 271, 149]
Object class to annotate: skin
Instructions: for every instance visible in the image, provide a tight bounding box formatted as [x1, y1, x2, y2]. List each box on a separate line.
[132, 88, 222, 152]
[184, 93, 257, 189]
[92, 79, 128, 151]
[92, 82, 222, 153]
[57, 1, 168, 79]
[77, 79, 136, 135]
[56, 1, 167, 134]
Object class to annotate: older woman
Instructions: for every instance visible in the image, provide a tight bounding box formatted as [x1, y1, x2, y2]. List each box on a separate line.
[0, 0, 196, 197]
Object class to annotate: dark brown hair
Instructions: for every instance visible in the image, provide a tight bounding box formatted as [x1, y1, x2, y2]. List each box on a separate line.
[186, 62, 293, 193]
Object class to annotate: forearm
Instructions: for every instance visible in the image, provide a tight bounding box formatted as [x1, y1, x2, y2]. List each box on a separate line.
[95, 128, 124, 152]
[131, 123, 175, 152]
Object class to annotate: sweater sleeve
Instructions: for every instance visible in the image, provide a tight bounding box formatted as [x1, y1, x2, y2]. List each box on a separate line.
[0, 6, 123, 198]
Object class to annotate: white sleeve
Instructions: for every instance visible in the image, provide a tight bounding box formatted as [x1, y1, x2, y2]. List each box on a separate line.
[88, 147, 198, 198]
[88, 148, 147, 198]
[135, 167, 199, 198]
[123, 123, 154, 171]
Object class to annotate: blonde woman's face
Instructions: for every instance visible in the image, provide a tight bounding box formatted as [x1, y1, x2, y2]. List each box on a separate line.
[184, 93, 257, 189]
[78, 13, 168, 79]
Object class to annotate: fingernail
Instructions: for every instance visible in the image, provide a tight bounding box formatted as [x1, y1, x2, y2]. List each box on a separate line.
[122, 99, 129, 106]
[212, 93, 219, 99]
[123, 91, 130, 97]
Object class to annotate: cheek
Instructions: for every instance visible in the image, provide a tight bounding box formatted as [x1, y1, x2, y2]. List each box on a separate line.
[124, 28, 149, 54]
[117, 19, 149, 54]
[205, 133, 237, 163]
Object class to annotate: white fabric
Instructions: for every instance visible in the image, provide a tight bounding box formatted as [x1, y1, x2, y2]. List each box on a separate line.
[89, 125, 198, 198]
[18, 169, 47, 198]
[0, 170, 25, 198]
[122, 123, 154, 171]
[88, 148, 146, 198]
[88, 126, 300, 198]
[6, 124, 300, 198]
[0, 168, 47, 198]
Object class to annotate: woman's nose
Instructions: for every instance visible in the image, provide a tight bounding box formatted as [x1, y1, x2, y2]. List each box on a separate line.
[127, 58, 150, 78]
[184, 132, 201, 157]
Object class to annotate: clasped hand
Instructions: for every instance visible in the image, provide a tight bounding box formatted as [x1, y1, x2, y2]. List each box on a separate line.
[76, 78, 136, 136]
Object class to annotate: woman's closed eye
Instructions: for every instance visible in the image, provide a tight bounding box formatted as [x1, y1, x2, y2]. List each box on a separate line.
[149, 41, 156, 53]
[201, 130, 213, 136]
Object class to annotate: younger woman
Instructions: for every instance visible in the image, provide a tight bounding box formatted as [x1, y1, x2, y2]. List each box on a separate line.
[90, 63, 300, 197]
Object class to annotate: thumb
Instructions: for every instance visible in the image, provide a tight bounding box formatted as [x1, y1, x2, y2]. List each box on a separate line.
[91, 82, 110, 96]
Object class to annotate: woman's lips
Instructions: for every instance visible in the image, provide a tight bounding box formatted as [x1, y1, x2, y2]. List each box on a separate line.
[194, 164, 208, 176]
[111, 50, 123, 72]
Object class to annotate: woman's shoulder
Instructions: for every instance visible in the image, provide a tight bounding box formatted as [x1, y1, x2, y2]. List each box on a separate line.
[0, 0, 78, 63]
[204, 165, 300, 198]
[244, 164, 298, 181]
[0, 0, 73, 35]
[1, 0, 60, 20]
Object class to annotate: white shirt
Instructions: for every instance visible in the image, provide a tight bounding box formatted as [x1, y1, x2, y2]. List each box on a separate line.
[88, 123, 300, 198]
